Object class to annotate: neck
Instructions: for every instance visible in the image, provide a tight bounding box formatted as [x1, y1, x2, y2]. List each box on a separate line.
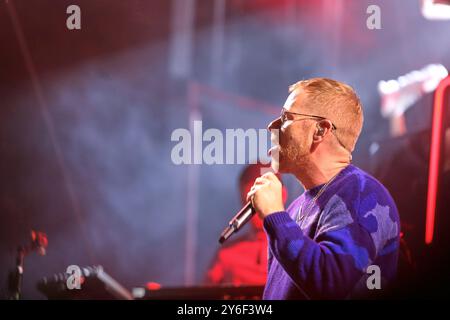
[293, 155, 350, 190]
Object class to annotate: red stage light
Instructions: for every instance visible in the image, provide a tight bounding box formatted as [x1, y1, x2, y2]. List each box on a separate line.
[425, 76, 450, 244]
[146, 282, 162, 290]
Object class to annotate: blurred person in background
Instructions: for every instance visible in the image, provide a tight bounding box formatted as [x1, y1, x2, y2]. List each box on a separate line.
[206, 163, 287, 286]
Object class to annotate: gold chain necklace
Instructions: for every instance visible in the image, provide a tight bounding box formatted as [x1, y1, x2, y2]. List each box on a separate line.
[295, 171, 342, 224]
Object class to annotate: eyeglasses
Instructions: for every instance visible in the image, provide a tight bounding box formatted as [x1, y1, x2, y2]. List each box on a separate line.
[279, 109, 350, 151]
[280, 109, 337, 130]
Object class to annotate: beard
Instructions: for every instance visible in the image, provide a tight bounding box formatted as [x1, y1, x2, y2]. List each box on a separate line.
[276, 134, 311, 174]
[270, 125, 311, 174]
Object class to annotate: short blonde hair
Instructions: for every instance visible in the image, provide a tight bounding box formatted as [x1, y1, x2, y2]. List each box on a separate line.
[289, 78, 364, 152]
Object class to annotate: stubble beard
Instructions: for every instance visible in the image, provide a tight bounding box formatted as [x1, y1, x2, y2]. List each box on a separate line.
[279, 134, 311, 174]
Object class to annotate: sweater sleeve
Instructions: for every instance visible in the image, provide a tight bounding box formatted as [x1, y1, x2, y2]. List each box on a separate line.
[263, 210, 376, 299]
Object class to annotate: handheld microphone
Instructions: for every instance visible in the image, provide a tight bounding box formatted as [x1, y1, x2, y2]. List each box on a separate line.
[219, 201, 256, 244]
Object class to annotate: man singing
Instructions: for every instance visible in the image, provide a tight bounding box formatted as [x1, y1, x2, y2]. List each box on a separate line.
[247, 78, 400, 299]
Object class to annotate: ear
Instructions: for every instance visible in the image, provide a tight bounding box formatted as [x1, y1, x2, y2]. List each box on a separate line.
[313, 120, 333, 142]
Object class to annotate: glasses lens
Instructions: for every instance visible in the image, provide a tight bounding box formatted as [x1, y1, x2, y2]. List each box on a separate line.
[281, 109, 289, 123]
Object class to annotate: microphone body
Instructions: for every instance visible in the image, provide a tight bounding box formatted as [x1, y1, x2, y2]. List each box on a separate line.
[219, 201, 256, 244]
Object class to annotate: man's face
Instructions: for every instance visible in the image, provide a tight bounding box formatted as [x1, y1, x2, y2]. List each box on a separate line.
[268, 89, 315, 173]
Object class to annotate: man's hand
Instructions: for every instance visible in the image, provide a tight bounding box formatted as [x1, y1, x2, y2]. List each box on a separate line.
[246, 172, 285, 219]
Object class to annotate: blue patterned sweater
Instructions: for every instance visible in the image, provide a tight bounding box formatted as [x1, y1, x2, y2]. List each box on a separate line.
[263, 165, 400, 299]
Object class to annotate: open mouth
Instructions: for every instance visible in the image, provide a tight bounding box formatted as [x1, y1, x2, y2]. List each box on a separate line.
[270, 129, 281, 157]
[268, 145, 279, 157]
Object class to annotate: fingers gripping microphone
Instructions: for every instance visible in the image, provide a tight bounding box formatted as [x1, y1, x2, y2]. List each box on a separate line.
[219, 201, 256, 244]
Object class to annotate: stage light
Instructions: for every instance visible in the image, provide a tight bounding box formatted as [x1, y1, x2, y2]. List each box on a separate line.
[425, 75, 450, 244]
[422, 0, 450, 20]
[378, 64, 448, 118]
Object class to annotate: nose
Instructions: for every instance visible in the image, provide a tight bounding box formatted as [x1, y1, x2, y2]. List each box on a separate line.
[267, 116, 282, 131]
